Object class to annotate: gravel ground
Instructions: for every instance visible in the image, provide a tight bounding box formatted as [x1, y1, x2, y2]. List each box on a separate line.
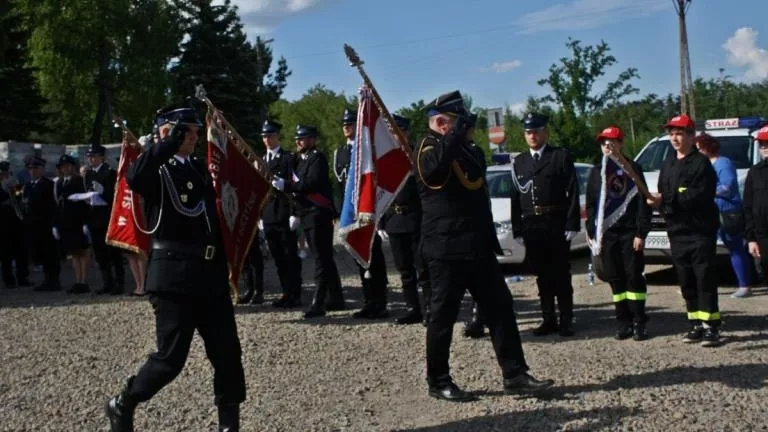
[1, 245, 767, 432]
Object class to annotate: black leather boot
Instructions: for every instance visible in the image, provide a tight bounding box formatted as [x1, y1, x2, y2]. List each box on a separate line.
[218, 404, 240, 432]
[304, 285, 327, 319]
[106, 377, 137, 432]
[557, 294, 575, 337]
[532, 297, 558, 336]
[463, 301, 485, 338]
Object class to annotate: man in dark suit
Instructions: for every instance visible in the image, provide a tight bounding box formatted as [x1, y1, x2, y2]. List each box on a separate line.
[22, 155, 60, 291]
[107, 104, 245, 431]
[416, 91, 553, 402]
[271, 124, 345, 319]
[379, 115, 430, 325]
[510, 113, 581, 337]
[0, 161, 30, 288]
[84, 144, 125, 294]
[258, 119, 302, 308]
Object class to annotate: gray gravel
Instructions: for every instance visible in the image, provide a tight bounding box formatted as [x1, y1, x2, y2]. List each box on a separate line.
[1, 246, 767, 432]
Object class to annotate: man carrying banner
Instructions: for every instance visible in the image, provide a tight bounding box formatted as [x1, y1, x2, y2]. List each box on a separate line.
[272, 124, 345, 319]
[585, 126, 651, 341]
[84, 144, 126, 295]
[416, 91, 553, 402]
[107, 104, 245, 431]
[258, 119, 302, 308]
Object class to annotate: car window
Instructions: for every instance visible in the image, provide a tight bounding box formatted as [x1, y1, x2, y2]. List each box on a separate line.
[635, 140, 673, 172]
[716, 136, 752, 169]
[486, 170, 511, 198]
[575, 166, 590, 195]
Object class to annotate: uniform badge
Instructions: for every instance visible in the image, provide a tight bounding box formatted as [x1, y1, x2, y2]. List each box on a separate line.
[181, 194, 188, 203]
[187, 181, 193, 190]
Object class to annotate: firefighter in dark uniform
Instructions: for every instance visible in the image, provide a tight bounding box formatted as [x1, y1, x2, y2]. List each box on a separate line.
[259, 119, 303, 308]
[238, 234, 265, 305]
[53, 155, 91, 294]
[271, 124, 345, 319]
[585, 126, 651, 341]
[510, 113, 581, 337]
[647, 114, 721, 347]
[22, 155, 61, 291]
[337, 108, 389, 319]
[745, 126, 768, 286]
[416, 91, 553, 402]
[84, 144, 126, 295]
[107, 104, 246, 431]
[0, 161, 30, 288]
[333, 108, 355, 209]
[379, 115, 431, 325]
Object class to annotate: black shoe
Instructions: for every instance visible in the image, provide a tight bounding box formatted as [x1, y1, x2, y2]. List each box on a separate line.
[272, 295, 291, 308]
[34, 282, 58, 292]
[352, 306, 373, 319]
[428, 382, 476, 402]
[532, 321, 558, 336]
[395, 309, 423, 325]
[284, 296, 302, 308]
[558, 320, 574, 337]
[3, 279, 17, 289]
[111, 285, 125, 296]
[632, 322, 648, 341]
[218, 404, 240, 432]
[303, 307, 326, 319]
[701, 327, 721, 347]
[250, 292, 264, 305]
[463, 321, 486, 339]
[325, 299, 346, 311]
[683, 324, 704, 343]
[67, 283, 89, 294]
[366, 305, 389, 319]
[503, 373, 555, 395]
[615, 323, 634, 340]
[17, 278, 32, 287]
[422, 312, 431, 327]
[236, 288, 254, 305]
[106, 394, 135, 432]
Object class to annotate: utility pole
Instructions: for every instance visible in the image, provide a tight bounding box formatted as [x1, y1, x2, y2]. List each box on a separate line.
[673, 0, 696, 119]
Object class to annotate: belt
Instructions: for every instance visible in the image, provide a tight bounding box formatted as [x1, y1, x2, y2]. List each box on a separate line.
[391, 204, 410, 215]
[526, 204, 566, 217]
[152, 240, 217, 260]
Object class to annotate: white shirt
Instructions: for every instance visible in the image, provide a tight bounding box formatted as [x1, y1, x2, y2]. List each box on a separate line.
[529, 144, 548, 159]
[266, 147, 281, 161]
[91, 163, 103, 172]
[173, 155, 190, 165]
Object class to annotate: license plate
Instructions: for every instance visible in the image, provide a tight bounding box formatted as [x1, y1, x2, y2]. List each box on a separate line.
[645, 233, 670, 249]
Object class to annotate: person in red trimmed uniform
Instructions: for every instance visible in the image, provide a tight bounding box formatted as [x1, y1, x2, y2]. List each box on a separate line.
[585, 126, 651, 341]
[647, 114, 721, 347]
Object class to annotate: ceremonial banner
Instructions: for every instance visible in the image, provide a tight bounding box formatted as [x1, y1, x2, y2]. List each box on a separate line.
[591, 154, 638, 256]
[338, 85, 411, 268]
[207, 111, 271, 291]
[106, 138, 150, 255]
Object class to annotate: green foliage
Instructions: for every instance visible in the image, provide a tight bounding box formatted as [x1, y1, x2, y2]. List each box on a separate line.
[170, 0, 290, 153]
[0, 0, 47, 140]
[394, 100, 428, 149]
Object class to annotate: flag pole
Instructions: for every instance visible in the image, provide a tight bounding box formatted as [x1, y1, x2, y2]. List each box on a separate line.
[605, 144, 652, 199]
[111, 116, 141, 148]
[344, 44, 414, 164]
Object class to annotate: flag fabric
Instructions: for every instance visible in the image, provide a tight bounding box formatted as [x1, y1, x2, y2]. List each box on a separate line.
[106, 139, 150, 255]
[338, 85, 412, 268]
[207, 111, 271, 291]
[591, 154, 639, 256]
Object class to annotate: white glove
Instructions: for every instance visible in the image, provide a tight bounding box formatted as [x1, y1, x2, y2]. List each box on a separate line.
[271, 176, 285, 191]
[289, 215, 299, 231]
[377, 230, 389, 241]
[258, 220, 264, 230]
[565, 231, 578, 242]
[138, 134, 152, 149]
[52, 227, 60, 240]
[82, 225, 90, 237]
[92, 181, 104, 195]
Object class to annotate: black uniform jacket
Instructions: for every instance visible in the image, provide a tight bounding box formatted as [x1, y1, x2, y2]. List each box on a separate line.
[585, 158, 652, 240]
[510, 145, 580, 237]
[84, 163, 117, 228]
[53, 176, 89, 232]
[744, 159, 768, 242]
[414, 129, 497, 261]
[333, 143, 352, 185]
[262, 147, 295, 227]
[126, 137, 227, 296]
[379, 173, 421, 235]
[657, 150, 719, 238]
[22, 177, 56, 230]
[284, 147, 336, 229]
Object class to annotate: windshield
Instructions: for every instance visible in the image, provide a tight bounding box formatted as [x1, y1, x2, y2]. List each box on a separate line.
[486, 170, 512, 198]
[636, 136, 753, 171]
[575, 166, 590, 195]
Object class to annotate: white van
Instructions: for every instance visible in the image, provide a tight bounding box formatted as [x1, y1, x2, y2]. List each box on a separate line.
[633, 116, 765, 262]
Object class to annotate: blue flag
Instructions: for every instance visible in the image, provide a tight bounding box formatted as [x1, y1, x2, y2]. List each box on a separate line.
[591, 154, 638, 256]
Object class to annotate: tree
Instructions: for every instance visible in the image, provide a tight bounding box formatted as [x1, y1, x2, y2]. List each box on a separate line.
[537, 38, 639, 160]
[0, 0, 47, 140]
[395, 100, 428, 148]
[170, 0, 290, 151]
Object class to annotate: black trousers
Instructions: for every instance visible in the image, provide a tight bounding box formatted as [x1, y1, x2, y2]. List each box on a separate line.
[128, 292, 246, 406]
[426, 254, 528, 386]
[89, 209, 124, 283]
[244, 242, 264, 296]
[25, 224, 60, 285]
[357, 235, 388, 307]
[670, 235, 720, 326]
[0, 218, 29, 284]
[757, 237, 768, 287]
[303, 219, 343, 305]
[264, 226, 302, 298]
[388, 231, 430, 311]
[522, 220, 574, 322]
[600, 230, 648, 324]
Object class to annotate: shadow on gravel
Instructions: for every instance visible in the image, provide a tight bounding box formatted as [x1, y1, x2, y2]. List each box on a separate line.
[396, 405, 638, 432]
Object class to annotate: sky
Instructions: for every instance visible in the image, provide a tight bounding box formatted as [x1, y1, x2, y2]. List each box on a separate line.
[227, 0, 768, 114]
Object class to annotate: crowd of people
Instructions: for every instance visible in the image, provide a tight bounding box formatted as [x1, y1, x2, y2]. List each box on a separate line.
[2, 93, 768, 432]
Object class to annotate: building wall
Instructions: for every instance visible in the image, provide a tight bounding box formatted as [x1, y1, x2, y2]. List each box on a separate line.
[1, 141, 121, 182]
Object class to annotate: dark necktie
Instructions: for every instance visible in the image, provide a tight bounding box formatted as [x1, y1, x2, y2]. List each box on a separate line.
[533, 153, 540, 163]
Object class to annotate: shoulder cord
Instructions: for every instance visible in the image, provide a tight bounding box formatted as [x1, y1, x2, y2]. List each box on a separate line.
[509, 155, 533, 194]
[416, 139, 450, 191]
[160, 165, 211, 232]
[131, 170, 164, 235]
